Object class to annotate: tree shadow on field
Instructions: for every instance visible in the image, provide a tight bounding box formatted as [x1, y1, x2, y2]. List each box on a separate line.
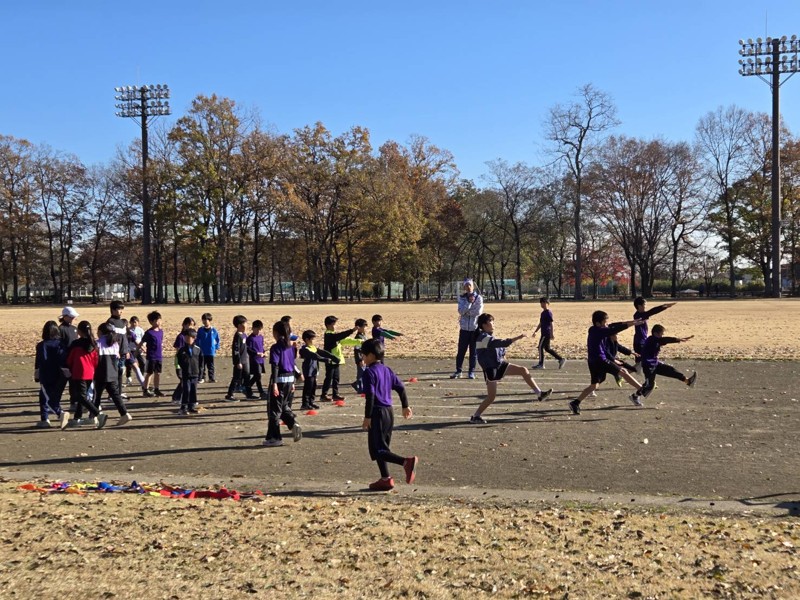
[736, 492, 800, 516]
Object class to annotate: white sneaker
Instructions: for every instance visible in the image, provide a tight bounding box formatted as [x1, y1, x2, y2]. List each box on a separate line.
[262, 439, 284, 447]
[292, 423, 303, 442]
[198, 378, 205, 384]
[629, 393, 643, 407]
[60, 411, 70, 430]
[117, 413, 132, 426]
[126, 377, 132, 386]
[589, 391, 597, 397]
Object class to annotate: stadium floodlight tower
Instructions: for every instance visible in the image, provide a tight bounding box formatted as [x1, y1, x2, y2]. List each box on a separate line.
[114, 84, 171, 305]
[738, 36, 799, 298]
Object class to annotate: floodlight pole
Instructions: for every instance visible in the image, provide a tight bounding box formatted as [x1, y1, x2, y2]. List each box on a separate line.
[739, 35, 799, 297]
[114, 84, 171, 304]
[770, 39, 781, 299]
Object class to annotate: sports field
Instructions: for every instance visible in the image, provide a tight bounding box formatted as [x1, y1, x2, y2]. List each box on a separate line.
[1, 300, 798, 598]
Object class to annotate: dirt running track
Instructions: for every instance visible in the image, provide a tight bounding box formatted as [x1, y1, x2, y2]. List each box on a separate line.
[1, 356, 798, 514]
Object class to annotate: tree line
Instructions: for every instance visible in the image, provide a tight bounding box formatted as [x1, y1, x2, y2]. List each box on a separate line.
[1, 84, 799, 305]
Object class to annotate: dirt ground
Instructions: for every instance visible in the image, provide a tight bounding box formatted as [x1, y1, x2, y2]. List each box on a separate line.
[1, 301, 799, 598]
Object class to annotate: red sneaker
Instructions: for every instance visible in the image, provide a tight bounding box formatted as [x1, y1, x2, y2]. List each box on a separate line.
[403, 456, 418, 484]
[368, 477, 394, 491]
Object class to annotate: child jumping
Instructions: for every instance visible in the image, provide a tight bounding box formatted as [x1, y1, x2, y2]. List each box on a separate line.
[264, 321, 302, 447]
[532, 297, 566, 370]
[469, 313, 553, 424]
[569, 311, 645, 416]
[631, 324, 697, 405]
[360, 339, 418, 491]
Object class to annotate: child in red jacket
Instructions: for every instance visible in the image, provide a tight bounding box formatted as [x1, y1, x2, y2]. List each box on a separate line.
[61, 321, 108, 430]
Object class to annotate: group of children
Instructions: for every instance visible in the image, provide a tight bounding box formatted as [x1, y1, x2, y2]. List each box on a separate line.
[466, 296, 697, 422]
[33, 295, 697, 491]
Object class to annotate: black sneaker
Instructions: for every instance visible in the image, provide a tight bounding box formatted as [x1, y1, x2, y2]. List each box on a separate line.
[687, 371, 697, 388]
[299, 403, 311, 411]
[309, 402, 320, 409]
[537, 388, 553, 402]
[153, 389, 165, 397]
[629, 393, 643, 407]
[188, 405, 199, 414]
[142, 389, 155, 398]
[95, 413, 109, 429]
[568, 400, 581, 415]
[469, 414, 488, 424]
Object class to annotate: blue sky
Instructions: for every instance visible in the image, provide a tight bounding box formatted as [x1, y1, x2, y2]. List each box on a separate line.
[2, 1, 800, 182]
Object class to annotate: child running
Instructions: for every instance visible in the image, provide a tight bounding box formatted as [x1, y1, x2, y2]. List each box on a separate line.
[139, 311, 164, 397]
[264, 321, 302, 447]
[34, 321, 65, 428]
[631, 324, 697, 405]
[61, 321, 108, 430]
[360, 339, 418, 491]
[569, 311, 645, 416]
[532, 297, 566, 370]
[298, 330, 338, 410]
[469, 313, 553, 424]
[632, 298, 676, 371]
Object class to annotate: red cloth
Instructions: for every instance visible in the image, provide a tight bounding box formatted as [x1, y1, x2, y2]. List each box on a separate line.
[66, 346, 99, 380]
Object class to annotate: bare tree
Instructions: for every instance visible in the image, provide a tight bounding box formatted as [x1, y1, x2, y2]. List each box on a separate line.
[695, 105, 753, 296]
[545, 83, 619, 299]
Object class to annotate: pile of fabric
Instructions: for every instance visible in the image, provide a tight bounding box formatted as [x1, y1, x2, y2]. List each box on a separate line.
[18, 480, 265, 500]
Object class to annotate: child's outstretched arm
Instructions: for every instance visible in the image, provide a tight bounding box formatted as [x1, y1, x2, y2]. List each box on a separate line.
[644, 302, 677, 318]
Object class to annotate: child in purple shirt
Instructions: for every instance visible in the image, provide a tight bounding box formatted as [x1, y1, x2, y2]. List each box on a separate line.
[532, 297, 566, 370]
[246, 320, 267, 400]
[632, 324, 697, 404]
[371, 314, 403, 347]
[569, 311, 645, 416]
[140, 311, 164, 397]
[263, 321, 302, 447]
[360, 339, 418, 491]
[632, 298, 676, 371]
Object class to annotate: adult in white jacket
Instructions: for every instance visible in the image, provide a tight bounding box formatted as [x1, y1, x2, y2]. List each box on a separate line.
[451, 278, 484, 379]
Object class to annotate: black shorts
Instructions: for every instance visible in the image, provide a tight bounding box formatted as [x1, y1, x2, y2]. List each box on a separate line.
[146, 360, 162, 374]
[482, 362, 509, 382]
[368, 405, 394, 461]
[588, 360, 620, 385]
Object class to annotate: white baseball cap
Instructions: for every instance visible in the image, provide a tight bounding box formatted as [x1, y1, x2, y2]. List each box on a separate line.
[61, 306, 79, 318]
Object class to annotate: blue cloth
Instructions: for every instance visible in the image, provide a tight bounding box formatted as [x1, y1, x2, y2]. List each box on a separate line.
[196, 326, 220, 356]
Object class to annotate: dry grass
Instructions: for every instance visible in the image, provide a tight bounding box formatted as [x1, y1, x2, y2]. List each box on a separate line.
[1, 483, 798, 599]
[3, 298, 800, 359]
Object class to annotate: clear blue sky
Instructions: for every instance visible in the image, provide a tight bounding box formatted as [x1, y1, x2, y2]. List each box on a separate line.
[2, 1, 800, 182]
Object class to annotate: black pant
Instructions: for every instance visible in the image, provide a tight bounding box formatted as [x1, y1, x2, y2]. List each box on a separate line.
[301, 375, 317, 406]
[181, 377, 198, 409]
[227, 364, 248, 397]
[69, 380, 100, 418]
[537, 336, 562, 364]
[368, 406, 405, 478]
[94, 380, 128, 416]
[321, 363, 340, 397]
[455, 329, 477, 373]
[266, 382, 296, 441]
[641, 362, 684, 397]
[200, 355, 216, 381]
[247, 362, 265, 396]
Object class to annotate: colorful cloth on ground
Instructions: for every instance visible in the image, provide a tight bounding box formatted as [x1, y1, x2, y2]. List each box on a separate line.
[18, 480, 265, 500]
